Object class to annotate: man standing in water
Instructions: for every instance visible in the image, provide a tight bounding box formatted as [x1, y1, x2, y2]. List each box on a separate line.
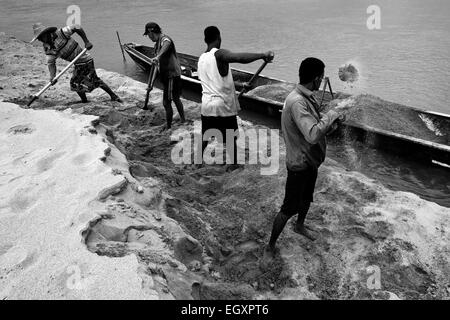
[197, 26, 274, 166]
[264, 57, 348, 259]
[145, 22, 185, 130]
[31, 23, 122, 103]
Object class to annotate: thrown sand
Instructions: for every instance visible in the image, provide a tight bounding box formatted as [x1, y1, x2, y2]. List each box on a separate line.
[339, 63, 359, 83]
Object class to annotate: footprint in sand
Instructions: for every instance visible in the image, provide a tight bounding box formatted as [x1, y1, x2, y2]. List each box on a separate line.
[0, 246, 36, 272]
[71, 153, 90, 166]
[35, 151, 66, 173]
[7, 187, 37, 213]
[7, 123, 35, 135]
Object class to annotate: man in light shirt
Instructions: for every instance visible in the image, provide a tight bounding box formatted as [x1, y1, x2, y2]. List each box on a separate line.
[197, 26, 274, 167]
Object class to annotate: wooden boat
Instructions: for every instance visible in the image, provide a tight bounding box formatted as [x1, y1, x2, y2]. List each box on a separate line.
[123, 42, 450, 167]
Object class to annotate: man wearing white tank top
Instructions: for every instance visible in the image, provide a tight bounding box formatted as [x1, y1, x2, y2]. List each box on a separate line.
[198, 26, 274, 168]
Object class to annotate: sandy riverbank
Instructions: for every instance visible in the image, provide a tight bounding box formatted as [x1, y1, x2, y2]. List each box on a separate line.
[0, 33, 449, 300]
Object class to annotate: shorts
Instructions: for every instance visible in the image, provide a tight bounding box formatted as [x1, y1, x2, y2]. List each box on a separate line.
[162, 76, 182, 101]
[201, 115, 238, 142]
[70, 59, 102, 93]
[280, 167, 318, 217]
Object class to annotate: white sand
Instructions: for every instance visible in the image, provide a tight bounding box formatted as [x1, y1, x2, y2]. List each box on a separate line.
[0, 102, 158, 299]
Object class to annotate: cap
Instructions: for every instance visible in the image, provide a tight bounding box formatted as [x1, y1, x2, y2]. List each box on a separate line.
[30, 23, 57, 43]
[143, 22, 161, 36]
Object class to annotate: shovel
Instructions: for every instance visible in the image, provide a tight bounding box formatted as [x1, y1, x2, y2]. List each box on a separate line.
[237, 60, 269, 99]
[27, 48, 88, 107]
[143, 62, 158, 110]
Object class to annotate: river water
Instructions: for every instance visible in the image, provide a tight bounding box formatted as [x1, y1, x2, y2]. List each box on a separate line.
[1, 0, 450, 114]
[1, 0, 449, 206]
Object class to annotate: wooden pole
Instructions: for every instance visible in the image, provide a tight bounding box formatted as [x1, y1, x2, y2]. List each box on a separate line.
[116, 31, 126, 61]
[319, 77, 329, 109]
[327, 77, 334, 99]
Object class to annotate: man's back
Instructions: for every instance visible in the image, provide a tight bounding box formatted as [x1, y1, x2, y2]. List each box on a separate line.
[198, 48, 239, 117]
[45, 26, 91, 64]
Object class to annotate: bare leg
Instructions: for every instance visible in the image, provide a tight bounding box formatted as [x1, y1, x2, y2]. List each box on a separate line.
[163, 98, 173, 129]
[173, 97, 185, 123]
[268, 211, 291, 252]
[293, 202, 316, 241]
[77, 91, 88, 103]
[98, 80, 122, 102]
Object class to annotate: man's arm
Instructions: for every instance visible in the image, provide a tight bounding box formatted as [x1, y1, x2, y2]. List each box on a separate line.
[150, 38, 171, 64]
[291, 101, 339, 144]
[47, 54, 57, 83]
[215, 49, 273, 64]
[66, 25, 93, 50]
[215, 49, 274, 77]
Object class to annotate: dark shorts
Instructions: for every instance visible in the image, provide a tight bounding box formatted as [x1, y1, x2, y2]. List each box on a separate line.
[201, 115, 238, 142]
[280, 167, 318, 217]
[162, 76, 182, 101]
[70, 59, 102, 93]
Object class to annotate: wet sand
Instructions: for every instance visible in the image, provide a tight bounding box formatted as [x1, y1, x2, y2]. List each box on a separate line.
[0, 33, 449, 300]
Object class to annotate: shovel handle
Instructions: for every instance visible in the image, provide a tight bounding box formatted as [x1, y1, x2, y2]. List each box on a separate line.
[143, 63, 158, 110]
[27, 48, 88, 107]
[238, 60, 269, 99]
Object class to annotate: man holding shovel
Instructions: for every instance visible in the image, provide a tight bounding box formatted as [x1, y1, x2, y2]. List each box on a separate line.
[264, 57, 350, 260]
[198, 26, 274, 166]
[30, 23, 122, 103]
[144, 22, 185, 130]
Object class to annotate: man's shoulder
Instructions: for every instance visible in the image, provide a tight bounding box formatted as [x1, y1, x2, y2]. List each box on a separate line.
[160, 34, 173, 43]
[285, 89, 308, 110]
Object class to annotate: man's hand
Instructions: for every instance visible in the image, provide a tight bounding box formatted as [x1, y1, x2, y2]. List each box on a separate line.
[149, 56, 159, 65]
[264, 51, 275, 63]
[332, 98, 355, 114]
[50, 77, 58, 85]
[242, 82, 252, 91]
[85, 41, 93, 50]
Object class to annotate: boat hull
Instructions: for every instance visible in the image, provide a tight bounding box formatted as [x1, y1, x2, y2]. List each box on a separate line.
[123, 43, 450, 167]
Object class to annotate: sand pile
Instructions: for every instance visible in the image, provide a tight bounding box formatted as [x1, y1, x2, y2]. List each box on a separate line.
[325, 94, 449, 144]
[246, 83, 296, 103]
[0, 102, 161, 299]
[1, 33, 449, 300]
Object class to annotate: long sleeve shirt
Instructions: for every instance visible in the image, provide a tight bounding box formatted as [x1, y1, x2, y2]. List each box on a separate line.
[281, 84, 339, 171]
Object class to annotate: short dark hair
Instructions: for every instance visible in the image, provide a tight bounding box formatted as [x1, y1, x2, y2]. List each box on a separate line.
[204, 26, 220, 44]
[299, 57, 325, 84]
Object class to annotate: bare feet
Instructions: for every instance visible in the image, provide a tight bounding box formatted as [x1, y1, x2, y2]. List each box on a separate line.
[263, 245, 276, 260]
[159, 124, 171, 133]
[293, 225, 317, 241]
